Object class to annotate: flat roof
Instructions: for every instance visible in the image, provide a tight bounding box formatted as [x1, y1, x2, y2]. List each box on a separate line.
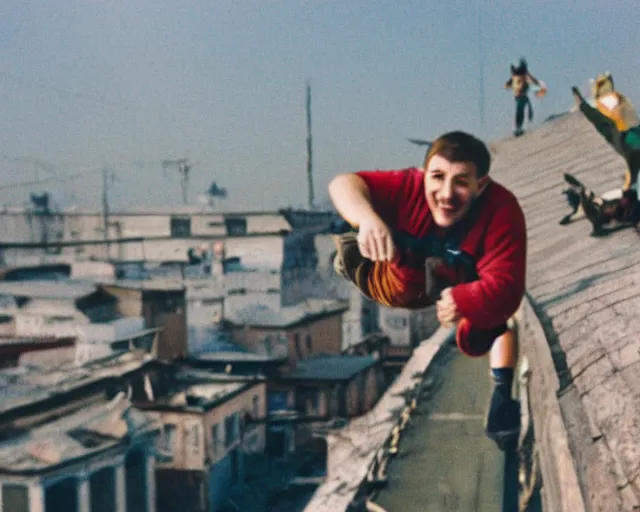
[0, 281, 97, 300]
[280, 354, 377, 382]
[0, 394, 159, 474]
[135, 367, 262, 412]
[0, 351, 153, 415]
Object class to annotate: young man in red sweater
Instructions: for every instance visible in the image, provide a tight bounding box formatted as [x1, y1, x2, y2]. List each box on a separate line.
[329, 131, 527, 447]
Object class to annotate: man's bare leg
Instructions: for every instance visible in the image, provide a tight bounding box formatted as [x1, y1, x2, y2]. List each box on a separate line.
[489, 328, 517, 368]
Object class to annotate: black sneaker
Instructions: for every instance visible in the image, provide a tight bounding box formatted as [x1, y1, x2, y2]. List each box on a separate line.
[485, 398, 521, 451]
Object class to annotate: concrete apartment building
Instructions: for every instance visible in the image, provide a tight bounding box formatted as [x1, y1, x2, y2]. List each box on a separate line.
[133, 366, 267, 512]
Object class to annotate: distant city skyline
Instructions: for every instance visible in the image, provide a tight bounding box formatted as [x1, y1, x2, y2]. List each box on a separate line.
[2, 0, 639, 211]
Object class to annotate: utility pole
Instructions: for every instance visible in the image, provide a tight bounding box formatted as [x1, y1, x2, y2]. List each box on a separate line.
[102, 167, 111, 258]
[306, 82, 315, 210]
[477, 0, 486, 129]
[162, 158, 192, 204]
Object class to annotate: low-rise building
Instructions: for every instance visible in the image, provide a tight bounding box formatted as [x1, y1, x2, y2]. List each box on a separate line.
[0, 335, 77, 369]
[223, 297, 348, 369]
[133, 367, 267, 512]
[378, 305, 439, 367]
[0, 394, 160, 512]
[0, 351, 164, 512]
[102, 281, 188, 362]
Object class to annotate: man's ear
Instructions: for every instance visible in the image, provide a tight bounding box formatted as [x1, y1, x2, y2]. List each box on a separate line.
[477, 176, 491, 193]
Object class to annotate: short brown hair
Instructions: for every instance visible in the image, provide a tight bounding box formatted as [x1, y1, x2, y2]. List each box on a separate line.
[423, 131, 491, 178]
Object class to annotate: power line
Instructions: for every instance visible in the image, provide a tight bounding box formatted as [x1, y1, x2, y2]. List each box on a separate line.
[0, 71, 142, 112]
[0, 71, 183, 120]
[0, 168, 103, 191]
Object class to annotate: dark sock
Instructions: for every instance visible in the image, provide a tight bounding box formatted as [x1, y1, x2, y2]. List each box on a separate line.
[490, 367, 514, 404]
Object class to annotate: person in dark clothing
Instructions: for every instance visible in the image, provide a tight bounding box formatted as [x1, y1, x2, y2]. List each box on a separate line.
[505, 58, 547, 137]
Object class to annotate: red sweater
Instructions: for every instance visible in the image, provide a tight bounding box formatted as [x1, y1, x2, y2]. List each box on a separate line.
[355, 167, 527, 332]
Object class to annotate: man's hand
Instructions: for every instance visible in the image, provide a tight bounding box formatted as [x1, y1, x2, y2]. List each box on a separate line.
[357, 214, 395, 262]
[437, 287, 460, 328]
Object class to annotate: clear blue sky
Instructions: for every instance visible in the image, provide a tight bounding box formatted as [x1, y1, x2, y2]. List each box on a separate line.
[1, 0, 639, 211]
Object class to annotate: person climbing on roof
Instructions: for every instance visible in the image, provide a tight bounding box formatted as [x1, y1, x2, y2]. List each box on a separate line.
[562, 74, 640, 234]
[505, 58, 547, 137]
[328, 131, 527, 449]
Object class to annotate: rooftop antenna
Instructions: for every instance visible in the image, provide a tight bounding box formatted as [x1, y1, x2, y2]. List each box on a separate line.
[162, 158, 192, 204]
[306, 81, 315, 210]
[408, 138, 432, 166]
[477, 0, 486, 129]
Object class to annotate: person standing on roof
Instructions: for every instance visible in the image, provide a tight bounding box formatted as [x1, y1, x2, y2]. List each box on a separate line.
[328, 131, 527, 448]
[505, 58, 547, 137]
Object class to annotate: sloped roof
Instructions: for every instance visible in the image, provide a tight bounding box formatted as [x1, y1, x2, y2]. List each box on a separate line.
[0, 392, 159, 474]
[490, 111, 640, 508]
[0, 351, 153, 415]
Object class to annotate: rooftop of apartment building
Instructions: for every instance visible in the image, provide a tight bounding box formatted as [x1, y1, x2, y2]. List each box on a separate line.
[0, 350, 156, 416]
[0, 391, 159, 476]
[193, 351, 286, 364]
[0, 279, 99, 301]
[133, 365, 263, 413]
[224, 296, 349, 328]
[0, 203, 337, 229]
[277, 353, 377, 382]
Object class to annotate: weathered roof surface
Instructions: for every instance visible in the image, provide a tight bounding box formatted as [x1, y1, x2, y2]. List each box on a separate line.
[0, 392, 159, 474]
[136, 367, 260, 411]
[108, 279, 186, 292]
[279, 354, 376, 382]
[0, 280, 97, 300]
[0, 351, 153, 415]
[490, 111, 640, 508]
[194, 351, 283, 363]
[305, 328, 451, 512]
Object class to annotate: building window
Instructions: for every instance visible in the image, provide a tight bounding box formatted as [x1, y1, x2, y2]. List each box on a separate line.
[294, 333, 303, 360]
[253, 395, 260, 418]
[211, 424, 219, 458]
[311, 393, 320, 416]
[170, 217, 191, 237]
[162, 424, 177, 455]
[305, 334, 312, 354]
[225, 415, 235, 447]
[386, 315, 408, 329]
[190, 424, 200, 449]
[224, 217, 247, 236]
[2, 484, 29, 512]
[234, 412, 241, 439]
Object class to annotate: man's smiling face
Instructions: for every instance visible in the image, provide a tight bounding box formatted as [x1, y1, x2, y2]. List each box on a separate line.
[424, 154, 487, 228]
